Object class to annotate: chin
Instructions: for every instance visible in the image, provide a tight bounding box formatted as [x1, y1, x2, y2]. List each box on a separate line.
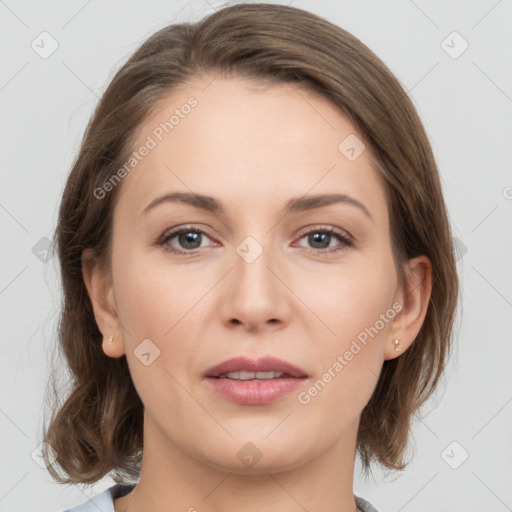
[195, 435, 310, 475]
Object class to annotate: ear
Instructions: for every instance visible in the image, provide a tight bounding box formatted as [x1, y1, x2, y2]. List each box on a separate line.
[384, 255, 432, 360]
[81, 248, 126, 358]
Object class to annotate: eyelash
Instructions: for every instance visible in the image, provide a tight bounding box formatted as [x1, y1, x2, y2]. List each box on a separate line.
[157, 224, 354, 256]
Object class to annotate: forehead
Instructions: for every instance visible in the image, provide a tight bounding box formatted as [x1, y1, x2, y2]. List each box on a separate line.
[116, 75, 386, 221]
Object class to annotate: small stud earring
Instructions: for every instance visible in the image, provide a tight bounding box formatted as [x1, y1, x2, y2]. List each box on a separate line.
[393, 338, 401, 351]
[108, 335, 113, 345]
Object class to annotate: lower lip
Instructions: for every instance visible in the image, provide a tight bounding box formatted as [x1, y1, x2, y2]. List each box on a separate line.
[204, 376, 307, 405]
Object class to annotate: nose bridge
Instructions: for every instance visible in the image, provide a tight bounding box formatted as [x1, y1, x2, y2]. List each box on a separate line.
[234, 232, 276, 295]
[224, 230, 288, 328]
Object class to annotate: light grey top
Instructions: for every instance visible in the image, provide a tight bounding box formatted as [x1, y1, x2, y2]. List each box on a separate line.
[61, 483, 380, 512]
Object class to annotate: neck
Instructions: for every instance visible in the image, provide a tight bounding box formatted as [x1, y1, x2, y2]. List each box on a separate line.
[115, 415, 361, 512]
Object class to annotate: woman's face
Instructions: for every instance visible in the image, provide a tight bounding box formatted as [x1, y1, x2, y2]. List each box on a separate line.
[97, 76, 410, 473]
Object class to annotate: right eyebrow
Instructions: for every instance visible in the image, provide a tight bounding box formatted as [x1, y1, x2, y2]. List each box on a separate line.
[141, 192, 222, 217]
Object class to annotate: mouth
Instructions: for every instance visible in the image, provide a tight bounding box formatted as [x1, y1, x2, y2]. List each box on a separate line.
[213, 370, 296, 380]
[204, 355, 309, 379]
[203, 356, 308, 405]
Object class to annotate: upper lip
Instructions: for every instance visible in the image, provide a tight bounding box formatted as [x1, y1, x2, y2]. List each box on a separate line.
[204, 356, 308, 378]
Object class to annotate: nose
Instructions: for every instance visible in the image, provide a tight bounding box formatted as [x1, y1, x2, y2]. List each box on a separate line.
[220, 236, 292, 332]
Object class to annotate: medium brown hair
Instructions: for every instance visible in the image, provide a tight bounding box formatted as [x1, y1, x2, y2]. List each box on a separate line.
[42, 2, 459, 484]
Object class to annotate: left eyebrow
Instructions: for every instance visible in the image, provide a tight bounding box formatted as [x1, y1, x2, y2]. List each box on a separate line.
[283, 193, 372, 221]
[141, 192, 372, 221]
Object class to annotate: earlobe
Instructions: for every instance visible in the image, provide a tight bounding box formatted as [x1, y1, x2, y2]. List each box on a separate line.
[384, 255, 432, 360]
[102, 333, 126, 358]
[81, 249, 126, 358]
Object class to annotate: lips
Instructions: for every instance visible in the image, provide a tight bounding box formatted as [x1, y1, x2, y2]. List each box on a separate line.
[203, 356, 309, 405]
[204, 356, 308, 379]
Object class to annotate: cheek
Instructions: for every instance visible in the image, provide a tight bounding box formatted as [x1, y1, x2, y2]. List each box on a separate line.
[301, 255, 397, 345]
[111, 247, 216, 395]
[296, 294, 391, 423]
[297, 253, 397, 404]
[111, 249, 206, 408]
[112, 244, 207, 342]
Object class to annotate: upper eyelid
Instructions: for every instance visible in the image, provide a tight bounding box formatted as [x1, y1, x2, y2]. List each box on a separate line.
[297, 224, 352, 238]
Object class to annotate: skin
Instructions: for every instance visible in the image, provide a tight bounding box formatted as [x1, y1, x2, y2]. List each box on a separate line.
[83, 75, 432, 512]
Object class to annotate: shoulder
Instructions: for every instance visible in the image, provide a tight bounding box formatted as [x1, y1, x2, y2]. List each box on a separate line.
[60, 483, 136, 512]
[355, 494, 381, 512]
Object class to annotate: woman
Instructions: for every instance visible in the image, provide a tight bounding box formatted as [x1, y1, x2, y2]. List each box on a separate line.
[42, 3, 459, 512]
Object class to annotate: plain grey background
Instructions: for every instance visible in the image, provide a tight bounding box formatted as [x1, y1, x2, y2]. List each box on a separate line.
[1, 1, 511, 511]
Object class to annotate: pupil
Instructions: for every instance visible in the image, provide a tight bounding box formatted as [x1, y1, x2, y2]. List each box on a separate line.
[310, 232, 329, 249]
[180, 232, 201, 249]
